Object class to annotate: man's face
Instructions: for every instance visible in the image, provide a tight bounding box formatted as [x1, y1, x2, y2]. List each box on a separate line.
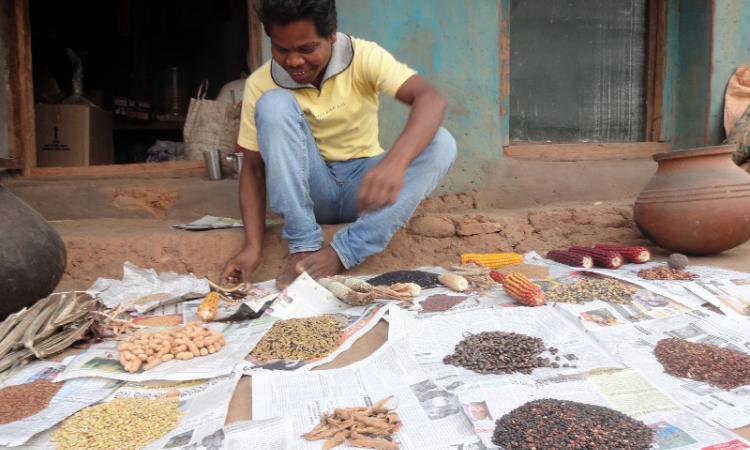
[269, 20, 336, 86]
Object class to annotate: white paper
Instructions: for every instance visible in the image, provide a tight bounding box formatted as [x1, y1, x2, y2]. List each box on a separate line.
[252, 337, 477, 449]
[176, 418, 295, 449]
[172, 215, 244, 230]
[0, 361, 118, 447]
[87, 262, 210, 313]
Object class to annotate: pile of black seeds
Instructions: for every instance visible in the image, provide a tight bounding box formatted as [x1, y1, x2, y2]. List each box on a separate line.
[443, 331, 573, 374]
[492, 399, 654, 450]
[655, 338, 750, 390]
[368, 270, 440, 288]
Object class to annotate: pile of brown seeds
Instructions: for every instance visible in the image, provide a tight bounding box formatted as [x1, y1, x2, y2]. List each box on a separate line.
[638, 267, 698, 280]
[545, 278, 637, 304]
[443, 331, 571, 374]
[492, 399, 654, 450]
[250, 315, 345, 361]
[0, 380, 63, 424]
[52, 397, 183, 450]
[655, 338, 750, 389]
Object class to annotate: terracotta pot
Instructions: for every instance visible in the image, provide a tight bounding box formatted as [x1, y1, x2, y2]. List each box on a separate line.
[634, 145, 750, 255]
[0, 185, 66, 319]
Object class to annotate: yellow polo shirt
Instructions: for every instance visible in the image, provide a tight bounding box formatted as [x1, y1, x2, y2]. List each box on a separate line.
[238, 34, 416, 161]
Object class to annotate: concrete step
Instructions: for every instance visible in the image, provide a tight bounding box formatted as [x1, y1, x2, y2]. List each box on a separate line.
[52, 202, 648, 290]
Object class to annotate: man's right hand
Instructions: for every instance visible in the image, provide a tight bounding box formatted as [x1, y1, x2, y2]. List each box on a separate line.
[220, 247, 262, 283]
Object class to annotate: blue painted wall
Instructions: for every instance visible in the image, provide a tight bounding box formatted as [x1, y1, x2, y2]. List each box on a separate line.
[337, 0, 501, 192]
[666, 0, 750, 148]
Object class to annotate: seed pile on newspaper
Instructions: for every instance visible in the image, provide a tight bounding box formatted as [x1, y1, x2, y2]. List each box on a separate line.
[0, 380, 63, 424]
[303, 396, 402, 449]
[443, 331, 573, 374]
[637, 267, 698, 280]
[545, 278, 636, 304]
[654, 338, 750, 389]
[250, 315, 346, 361]
[491, 399, 654, 450]
[52, 397, 183, 450]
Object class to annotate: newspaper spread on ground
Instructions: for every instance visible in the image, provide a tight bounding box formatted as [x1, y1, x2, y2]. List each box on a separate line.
[12, 370, 242, 450]
[56, 320, 263, 382]
[591, 311, 750, 430]
[252, 337, 477, 449]
[455, 369, 749, 449]
[0, 361, 119, 447]
[175, 418, 295, 449]
[685, 278, 750, 319]
[172, 215, 244, 230]
[387, 305, 622, 392]
[87, 262, 209, 313]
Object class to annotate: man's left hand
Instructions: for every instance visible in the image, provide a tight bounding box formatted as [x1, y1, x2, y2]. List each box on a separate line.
[357, 160, 406, 214]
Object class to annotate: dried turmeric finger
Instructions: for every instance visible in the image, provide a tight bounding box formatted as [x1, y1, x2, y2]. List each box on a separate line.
[348, 437, 400, 449]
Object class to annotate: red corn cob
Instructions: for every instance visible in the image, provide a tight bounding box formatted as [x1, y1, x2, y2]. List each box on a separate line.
[594, 244, 651, 263]
[546, 250, 594, 268]
[568, 246, 623, 269]
[503, 272, 545, 306]
[489, 270, 506, 283]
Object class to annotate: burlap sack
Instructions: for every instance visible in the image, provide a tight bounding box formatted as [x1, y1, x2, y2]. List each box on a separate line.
[183, 81, 241, 160]
[726, 103, 750, 165]
[724, 65, 750, 136]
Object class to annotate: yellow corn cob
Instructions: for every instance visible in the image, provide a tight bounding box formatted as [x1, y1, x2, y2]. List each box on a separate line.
[197, 292, 221, 322]
[460, 252, 523, 269]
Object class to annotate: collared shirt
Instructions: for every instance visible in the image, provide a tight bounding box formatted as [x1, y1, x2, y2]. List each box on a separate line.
[238, 33, 416, 161]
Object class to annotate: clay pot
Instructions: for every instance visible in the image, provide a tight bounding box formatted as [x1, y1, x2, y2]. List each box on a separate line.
[634, 145, 750, 255]
[0, 185, 66, 319]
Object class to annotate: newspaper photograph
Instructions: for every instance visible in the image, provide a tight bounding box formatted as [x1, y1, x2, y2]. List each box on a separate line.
[252, 337, 477, 449]
[387, 306, 622, 392]
[591, 312, 750, 430]
[56, 320, 265, 382]
[0, 361, 119, 447]
[455, 368, 748, 449]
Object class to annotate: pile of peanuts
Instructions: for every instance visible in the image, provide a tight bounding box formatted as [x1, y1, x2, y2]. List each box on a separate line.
[117, 322, 225, 373]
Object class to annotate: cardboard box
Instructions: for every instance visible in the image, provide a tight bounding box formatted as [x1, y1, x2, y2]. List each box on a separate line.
[35, 104, 114, 166]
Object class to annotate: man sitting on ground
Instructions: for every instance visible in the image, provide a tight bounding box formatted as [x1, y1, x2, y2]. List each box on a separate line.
[221, 0, 456, 287]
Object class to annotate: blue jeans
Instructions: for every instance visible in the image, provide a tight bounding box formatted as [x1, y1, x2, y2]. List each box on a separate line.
[255, 89, 456, 269]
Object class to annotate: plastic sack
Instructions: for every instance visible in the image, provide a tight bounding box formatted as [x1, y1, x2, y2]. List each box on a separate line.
[61, 48, 95, 106]
[726, 103, 750, 165]
[146, 140, 185, 162]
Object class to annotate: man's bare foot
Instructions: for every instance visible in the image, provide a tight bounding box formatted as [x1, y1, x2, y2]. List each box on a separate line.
[276, 251, 313, 289]
[296, 246, 344, 280]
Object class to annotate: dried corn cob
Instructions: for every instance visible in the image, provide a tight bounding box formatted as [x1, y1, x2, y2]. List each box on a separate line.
[489, 270, 505, 283]
[568, 246, 623, 269]
[503, 272, 545, 306]
[546, 250, 594, 268]
[594, 244, 651, 263]
[461, 252, 523, 269]
[438, 273, 469, 292]
[197, 292, 221, 322]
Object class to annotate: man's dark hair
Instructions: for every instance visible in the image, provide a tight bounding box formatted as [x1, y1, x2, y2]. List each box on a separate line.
[256, 0, 337, 37]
